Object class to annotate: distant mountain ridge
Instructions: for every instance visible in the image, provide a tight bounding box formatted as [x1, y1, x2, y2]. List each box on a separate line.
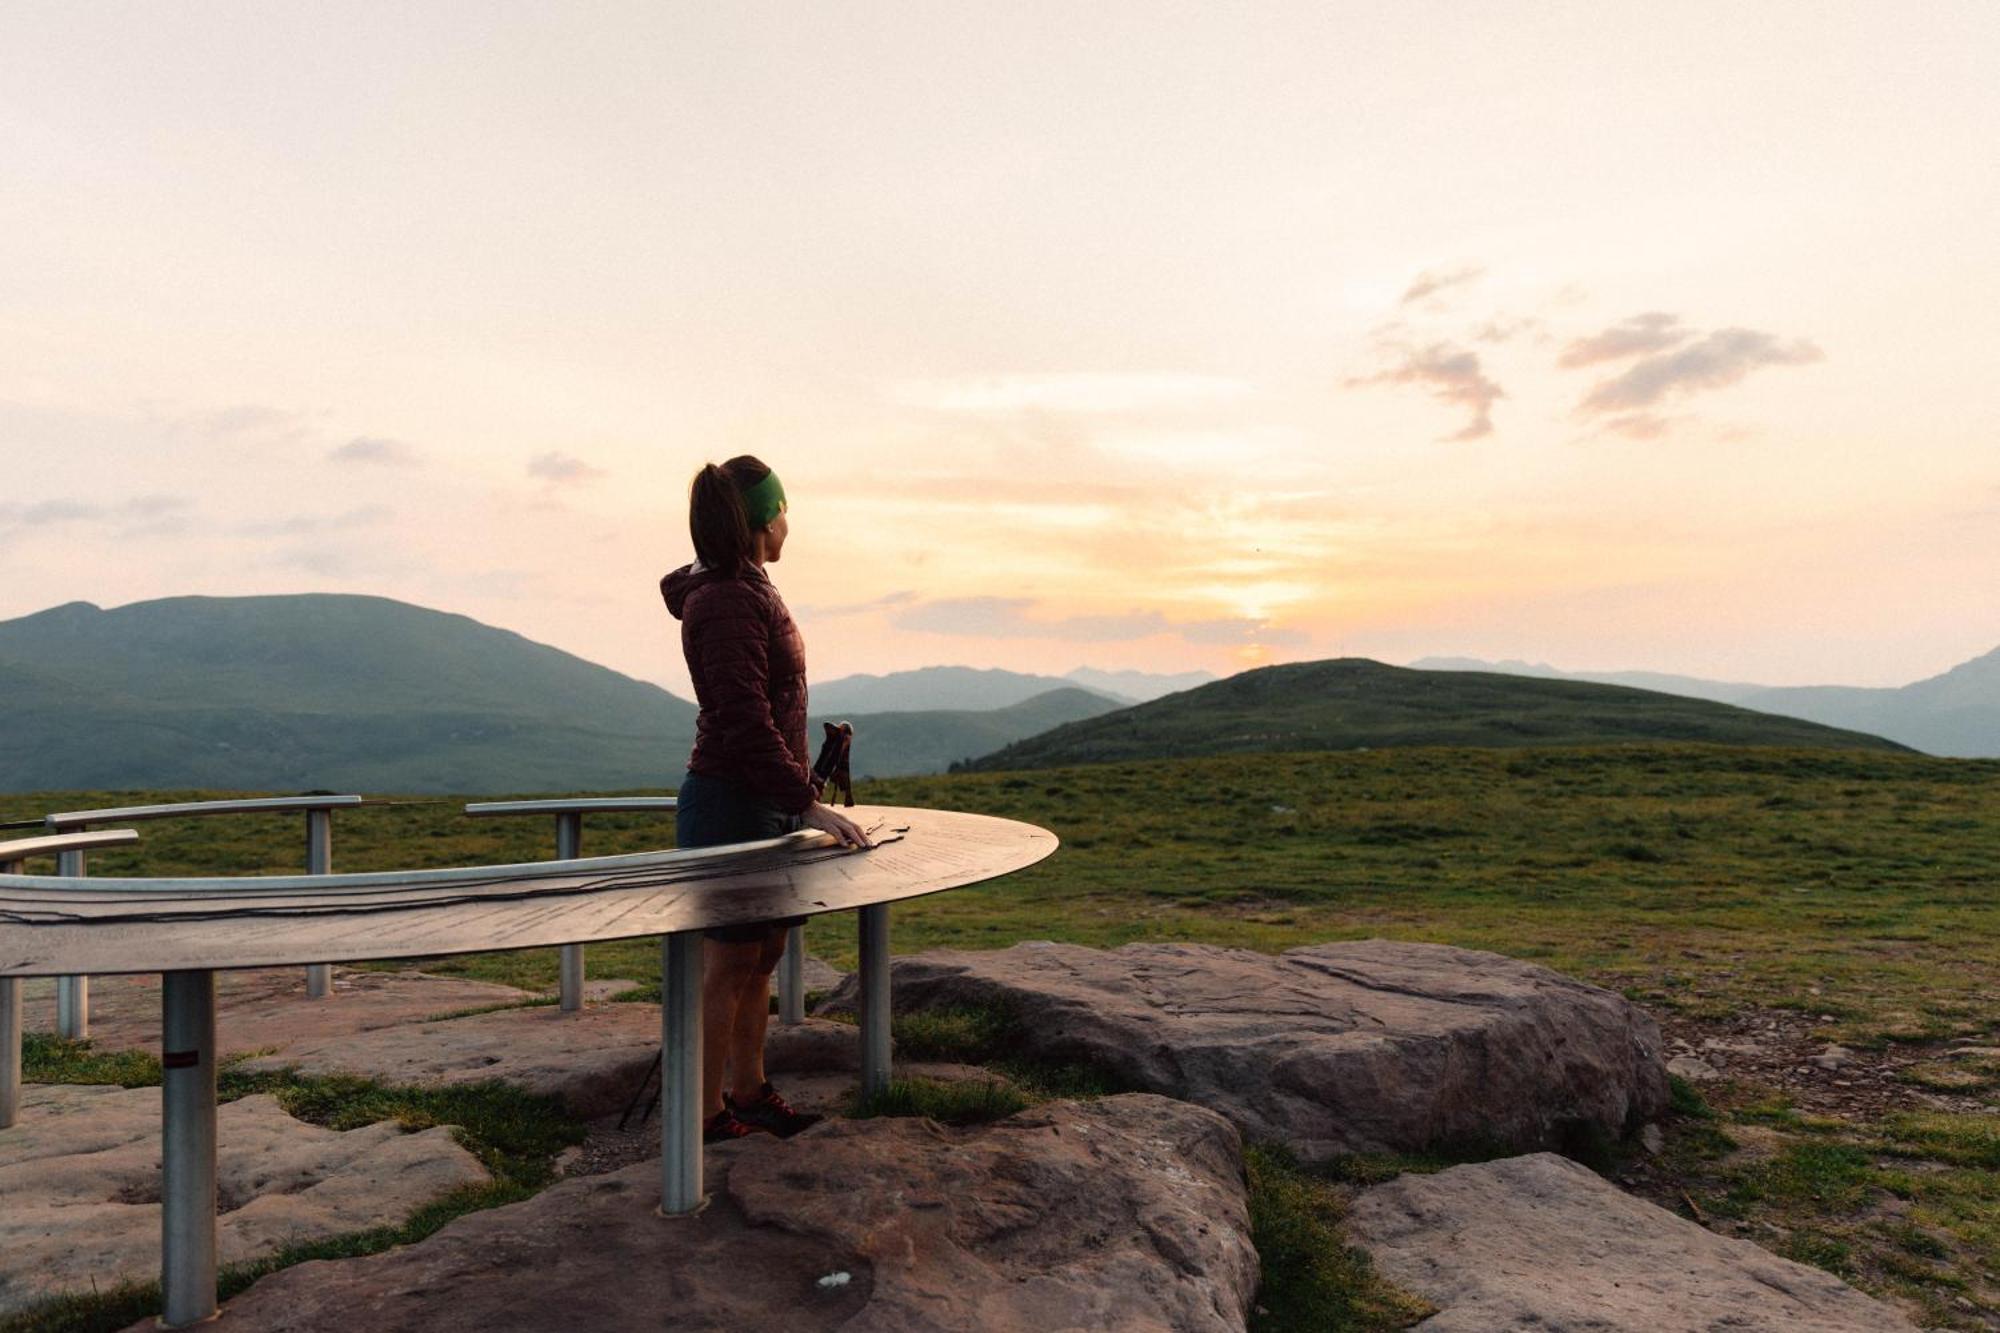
[4, 596, 1944, 791]
[812, 666, 1129, 713]
[809, 664, 1217, 713]
[969, 657, 1908, 770]
[1063, 665, 1217, 702]
[817, 688, 1121, 779]
[0, 596, 1125, 791]
[1408, 657, 1769, 705]
[0, 595, 697, 792]
[1410, 649, 2000, 757]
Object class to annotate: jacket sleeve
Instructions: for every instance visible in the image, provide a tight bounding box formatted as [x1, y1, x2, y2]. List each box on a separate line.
[687, 589, 818, 815]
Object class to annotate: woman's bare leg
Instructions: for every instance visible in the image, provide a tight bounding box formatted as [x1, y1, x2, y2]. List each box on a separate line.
[702, 938, 764, 1118]
[727, 928, 791, 1101]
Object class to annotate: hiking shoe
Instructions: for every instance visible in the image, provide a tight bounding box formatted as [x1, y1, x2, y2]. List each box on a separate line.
[726, 1082, 823, 1138]
[703, 1107, 770, 1144]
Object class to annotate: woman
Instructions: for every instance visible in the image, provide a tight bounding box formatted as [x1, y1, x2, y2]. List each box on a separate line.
[661, 455, 872, 1144]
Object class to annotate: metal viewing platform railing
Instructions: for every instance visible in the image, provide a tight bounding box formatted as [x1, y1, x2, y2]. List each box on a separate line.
[42, 796, 366, 1034]
[462, 798, 681, 1013]
[0, 828, 142, 1130]
[0, 804, 1057, 1327]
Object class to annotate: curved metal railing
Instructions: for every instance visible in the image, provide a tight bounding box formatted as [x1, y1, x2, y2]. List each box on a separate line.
[43, 796, 365, 1031]
[463, 798, 679, 1012]
[0, 828, 141, 1131]
[0, 805, 1058, 1327]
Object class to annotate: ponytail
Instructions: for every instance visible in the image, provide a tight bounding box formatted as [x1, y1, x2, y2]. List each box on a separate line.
[688, 455, 772, 571]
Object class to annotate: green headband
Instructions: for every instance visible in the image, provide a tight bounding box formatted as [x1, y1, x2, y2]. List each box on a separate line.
[738, 470, 787, 529]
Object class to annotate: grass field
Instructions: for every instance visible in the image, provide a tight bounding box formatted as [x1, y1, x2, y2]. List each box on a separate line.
[6, 742, 1997, 1327]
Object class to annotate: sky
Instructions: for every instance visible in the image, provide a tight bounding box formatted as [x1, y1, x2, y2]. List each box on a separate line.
[3, 2, 1995, 699]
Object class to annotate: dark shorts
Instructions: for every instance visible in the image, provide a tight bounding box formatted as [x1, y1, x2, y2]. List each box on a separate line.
[676, 770, 808, 944]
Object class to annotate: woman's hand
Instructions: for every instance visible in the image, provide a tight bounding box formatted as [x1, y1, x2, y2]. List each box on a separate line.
[802, 801, 873, 849]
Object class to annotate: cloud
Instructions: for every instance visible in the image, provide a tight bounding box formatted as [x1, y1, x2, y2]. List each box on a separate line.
[236, 505, 392, 538]
[1579, 327, 1824, 414]
[1595, 413, 1678, 441]
[890, 373, 1252, 414]
[1178, 617, 1312, 647]
[126, 494, 191, 518]
[526, 451, 605, 484]
[1346, 341, 1504, 441]
[892, 597, 1304, 647]
[268, 546, 377, 577]
[1557, 312, 1693, 368]
[1470, 315, 1543, 344]
[453, 569, 540, 599]
[894, 596, 1170, 642]
[0, 494, 195, 542]
[1399, 263, 1484, 306]
[0, 498, 101, 526]
[329, 436, 419, 466]
[181, 403, 310, 439]
[798, 589, 919, 618]
[891, 596, 1032, 637]
[1048, 611, 1176, 641]
[116, 494, 195, 538]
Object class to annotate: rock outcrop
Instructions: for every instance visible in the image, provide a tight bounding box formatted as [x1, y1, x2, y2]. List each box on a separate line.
[18, 966, 542, 1057]
[1345, 1152, 1918, 1331]
[202, 1094, 1257, 1332]
[822, 938, 1668, 1159]
[235, 1006, 861, 1118]
[1, 1084, 487, 1317]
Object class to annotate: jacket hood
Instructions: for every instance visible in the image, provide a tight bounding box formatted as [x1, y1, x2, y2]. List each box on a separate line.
[660, 559, 764, 619]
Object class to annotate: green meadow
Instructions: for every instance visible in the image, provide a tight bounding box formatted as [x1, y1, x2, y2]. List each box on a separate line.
[6, 742, 1997, 1328]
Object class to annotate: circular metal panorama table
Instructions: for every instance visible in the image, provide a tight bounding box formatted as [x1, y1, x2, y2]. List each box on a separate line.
[0, 805, 1057, 1328]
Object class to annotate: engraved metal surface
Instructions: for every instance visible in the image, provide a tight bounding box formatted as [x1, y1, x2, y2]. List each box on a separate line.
[0, 806, 1056, 977]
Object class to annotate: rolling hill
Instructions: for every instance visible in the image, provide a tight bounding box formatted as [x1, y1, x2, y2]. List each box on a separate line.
[1411, 647, 2000, 757]
[965, 658, 1909, 770]
[1408, 657, 1770, 706]
[0, 596, 1130, 791]
[0, 595, 699, 792]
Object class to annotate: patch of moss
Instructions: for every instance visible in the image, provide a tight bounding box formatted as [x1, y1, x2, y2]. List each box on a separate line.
[20, 1034, 161, 1088]
[849, 1075, 1029, 1126]
[1244, 1145, 1434, 1331]
[217, 1068, 583, 1189]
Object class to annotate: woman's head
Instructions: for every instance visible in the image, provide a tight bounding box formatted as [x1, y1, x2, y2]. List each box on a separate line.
[689, 455, 788, 569]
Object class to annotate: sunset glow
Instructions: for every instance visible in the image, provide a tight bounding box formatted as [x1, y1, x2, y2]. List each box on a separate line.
[2, 2, 1994, 698]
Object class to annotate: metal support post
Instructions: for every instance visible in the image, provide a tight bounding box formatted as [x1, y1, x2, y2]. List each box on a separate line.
[0, 859, 16, 1129]
[161, 969, 218, 1328]
[304, 809, 334, 999]
[555, 813, 585, 1012]
[660, 931, 704, 1214]
[0, 976, 18, 1130]
[777, 924, 806, 1024]
[55, 848, 88, 1039]
[858, 904, 892, 1098]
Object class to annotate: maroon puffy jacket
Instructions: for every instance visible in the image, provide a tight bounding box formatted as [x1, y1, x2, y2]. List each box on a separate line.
[661, 560, 817, 814]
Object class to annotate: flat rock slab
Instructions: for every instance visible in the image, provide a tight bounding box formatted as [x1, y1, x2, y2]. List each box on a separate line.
[1, 1084, 487, 1318]
[237, 1005, 862, 1118]
[19, 967, 535, 1058]
[203, 1093, 1256, 1333]
[800, 953, 847, 994]
[1347, 1152, 1917, 1332]
[824, 939, 1669, 1159]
